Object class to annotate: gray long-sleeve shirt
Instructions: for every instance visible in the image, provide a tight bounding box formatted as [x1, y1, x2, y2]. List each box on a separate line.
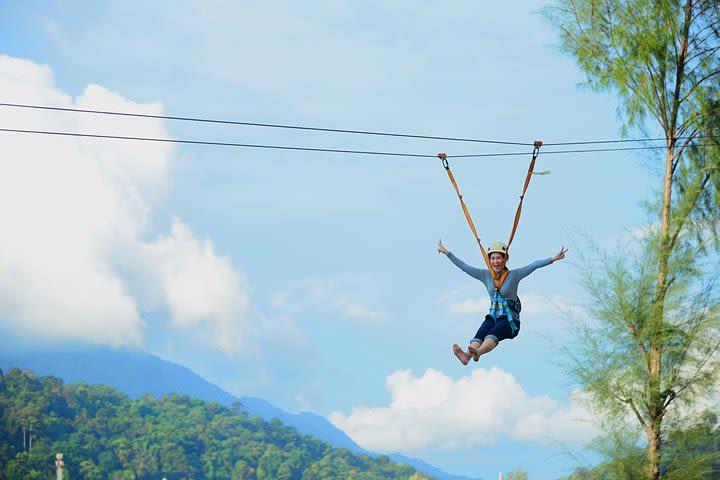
[447, 252, 552, 304]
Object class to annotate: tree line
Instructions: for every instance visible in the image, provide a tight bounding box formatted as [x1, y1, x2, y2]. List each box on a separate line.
[0, 368, 432, 480]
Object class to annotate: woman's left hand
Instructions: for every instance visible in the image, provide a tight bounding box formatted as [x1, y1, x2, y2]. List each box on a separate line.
[551, 246, 568, 262]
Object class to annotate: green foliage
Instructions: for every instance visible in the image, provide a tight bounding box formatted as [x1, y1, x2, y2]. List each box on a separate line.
[543, 1, 720, 478]
[557, 0, 720, 253]
[559, 230, 720, 476]
[662, 411, 720, 479]
[560, 411, 720, 479]
[504, 468, 528, 480]
[542, 0, 720, 137]
[542, 0, 720, 259]
[566, 232, 720, 421]
[0, 368, 433, 480]
[573, 423, 646, 480]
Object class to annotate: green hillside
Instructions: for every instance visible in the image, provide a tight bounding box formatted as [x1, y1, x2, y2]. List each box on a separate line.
[0, 368, 433, 480]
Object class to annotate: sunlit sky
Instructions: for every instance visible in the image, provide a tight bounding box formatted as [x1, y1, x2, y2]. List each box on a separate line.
[0, 1, 659, 478]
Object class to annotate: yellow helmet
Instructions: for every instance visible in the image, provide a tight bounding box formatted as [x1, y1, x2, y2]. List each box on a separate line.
[487, 241, 508, 257]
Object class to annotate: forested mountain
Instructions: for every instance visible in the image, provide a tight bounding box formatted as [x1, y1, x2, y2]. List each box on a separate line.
[0, 349, 479, 480]
[0, 349, 364, 453]
[0, 368, 433, 480]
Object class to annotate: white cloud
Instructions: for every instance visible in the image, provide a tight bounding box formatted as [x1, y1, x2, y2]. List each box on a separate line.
[294, 392, 311, 412]
[271, 274, 390, 321]
[626, 222, 660, 241]
[141, 218, 261, 355]
[313, 274, 390, 320]
[0, 54, 263, 353]
[446, 291, 582, 319]
[329, 367, 597, 453]
[342, 302, 389, 320]
[516, 292, 583, 317]
[270, 291, 292, 309]
[433, 286, 469, 305]
[448, 298, 485, 316]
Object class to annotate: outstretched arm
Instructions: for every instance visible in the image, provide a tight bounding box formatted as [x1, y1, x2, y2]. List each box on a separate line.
[513, 246, 569, 279]
[551, 246, 568, 263]
[437, 239, 489, 282]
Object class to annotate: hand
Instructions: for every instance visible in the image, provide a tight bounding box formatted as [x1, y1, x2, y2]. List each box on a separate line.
[551, 246, 568, 262]
[437, 239, 449, 255]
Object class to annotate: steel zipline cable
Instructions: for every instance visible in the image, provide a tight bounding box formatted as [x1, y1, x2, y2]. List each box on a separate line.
[2, 101, 712, 148]
[0, 128, 436, 158]
[0, 127, 705, 159]
[0, 102, 530, 146]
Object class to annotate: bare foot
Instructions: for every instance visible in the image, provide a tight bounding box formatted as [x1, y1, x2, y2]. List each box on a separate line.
[468, 346, 479, 362]
[453, 344, 470, 365]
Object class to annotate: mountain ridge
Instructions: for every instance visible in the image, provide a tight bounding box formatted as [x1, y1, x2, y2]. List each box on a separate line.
[0, 347, 480, 480]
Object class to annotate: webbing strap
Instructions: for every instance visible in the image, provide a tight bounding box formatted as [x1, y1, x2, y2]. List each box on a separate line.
[439, 153, 493, 274]
[495, 265, 510, 289]
[439, 141, 543, 291]
[499, 140, 543, 274]
[490, 290, 518, 335]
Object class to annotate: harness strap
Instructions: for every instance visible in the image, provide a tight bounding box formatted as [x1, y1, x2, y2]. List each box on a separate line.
[439, 141, 543, 291]
[507, 141, 542, 247]
[490, 291, 519, 335]
[499, 141, 543, 275]
[439, 153, 494, 275]
[496, 268, 510, 290]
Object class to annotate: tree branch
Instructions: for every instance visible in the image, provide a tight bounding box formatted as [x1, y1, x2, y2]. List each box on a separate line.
[628, 320, 651, 374]
[679, 67, 720, 106]
[670, 128, 702, 174]
[667, 171, 712, 253]
[673, 332, 720, 400]
[669, 0, 695, 133]
[626, 397, 648, 429]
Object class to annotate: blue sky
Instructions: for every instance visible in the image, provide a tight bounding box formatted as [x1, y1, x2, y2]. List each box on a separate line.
[0, 1, 658, 478]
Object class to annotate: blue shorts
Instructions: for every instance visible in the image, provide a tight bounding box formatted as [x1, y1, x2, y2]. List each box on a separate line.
[470, 315, 520, 345]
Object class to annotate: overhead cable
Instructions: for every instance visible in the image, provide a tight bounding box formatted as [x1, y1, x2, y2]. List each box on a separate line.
[1, 127, 707, 159]
[4, 101, 712, 147]
[0, 128, 435, 158]
[452, 144, 681, 157]
[0, 102, 530, 146]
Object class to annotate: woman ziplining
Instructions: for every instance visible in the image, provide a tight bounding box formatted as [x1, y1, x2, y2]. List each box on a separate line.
[438, 240, 567, 364]
[436, 144, 568, 365]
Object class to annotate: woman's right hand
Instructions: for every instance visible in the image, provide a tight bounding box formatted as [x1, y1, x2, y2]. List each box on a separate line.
[437, 239, 449, 255]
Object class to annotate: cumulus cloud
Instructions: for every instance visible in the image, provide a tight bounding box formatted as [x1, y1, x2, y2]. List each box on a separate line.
[0, 54, 261, 353]
[329, 367, 596, 453]
[141, 218, 262, 355]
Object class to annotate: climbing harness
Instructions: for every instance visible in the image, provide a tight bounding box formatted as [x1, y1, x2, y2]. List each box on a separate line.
[489, 290, 521, 335]
[439, 140, 544, 291]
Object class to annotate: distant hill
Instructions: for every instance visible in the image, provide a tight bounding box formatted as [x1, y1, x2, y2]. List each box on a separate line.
[0, 349, 362, 452]
[0, 367, 433, 480]
[0, 348, 480, 480]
